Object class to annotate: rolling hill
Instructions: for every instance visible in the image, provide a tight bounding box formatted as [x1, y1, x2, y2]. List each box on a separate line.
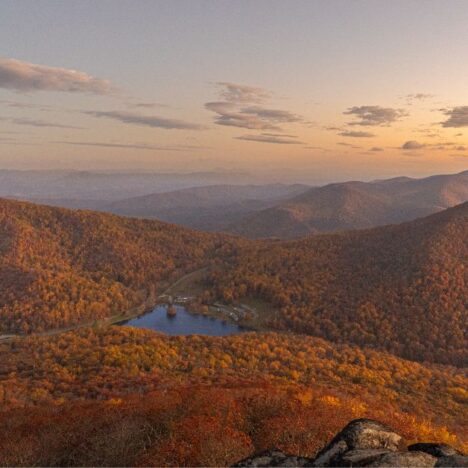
[228, 170, 468, 238]
[0, 197, 235, 334]
[208, 202, 468, 365]
[0, 197, 465, 366]
[0, 198, 466, 466]
[106, 183, 310, 231]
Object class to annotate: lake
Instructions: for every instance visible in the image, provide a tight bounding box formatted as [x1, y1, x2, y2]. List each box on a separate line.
[118, 304, 246, 336]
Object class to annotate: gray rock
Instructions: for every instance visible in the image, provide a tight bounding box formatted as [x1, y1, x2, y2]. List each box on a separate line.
[312, 419, 402, 466]
[435, 455, 468, 467]
[369, 451, 437, 467]
[340, 449, 392, 466]
[232, 419, 466, 468]
[233, 449, 313, 467]
[408, 443, 463, 458]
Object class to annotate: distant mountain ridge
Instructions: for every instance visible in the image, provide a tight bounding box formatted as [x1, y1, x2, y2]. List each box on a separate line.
[106, 183, 310, 230]
[228, 170, 468, 238]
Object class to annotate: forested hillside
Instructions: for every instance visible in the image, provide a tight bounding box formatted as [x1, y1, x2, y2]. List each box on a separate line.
[1, 327, 466, 466]
[0, 198, 237, 334]
[207, 203, 468, 366]
[0, 199, 466, 466]
[0, 198, 466, 367]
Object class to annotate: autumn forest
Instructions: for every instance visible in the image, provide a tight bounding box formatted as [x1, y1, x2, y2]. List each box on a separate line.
[0, 195, 466, 466]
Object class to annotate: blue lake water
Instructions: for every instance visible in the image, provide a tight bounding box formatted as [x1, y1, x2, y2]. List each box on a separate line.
[118, 304, 246, 336]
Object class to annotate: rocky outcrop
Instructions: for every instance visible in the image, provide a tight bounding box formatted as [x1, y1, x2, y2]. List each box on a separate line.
[311, 419, 401, 466]
[233, 419, 467, 467]
[233, 449, 312, 467]
[408, 443, 463, 458]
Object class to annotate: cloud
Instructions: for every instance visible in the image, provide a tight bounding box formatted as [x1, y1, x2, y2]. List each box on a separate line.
[344, 105, 407, 126]
[0, 57, 112, 94]
[241, 106, 301, 123]
[215, 82, 271, 103]
[1, 116, 83, 129]
[261, 132, 298, 138]
[338, 130, 375, 138]
[54, 141, 206, 151]
[303, 145, 328, 151]
[405, 93, 434, 105]
[0, 99, 54, 111]
[129, 101, 172, 109]
[441, 106, 468, 128]
[370, 146, 384, 152]
[85, 110, 206, 130]
[337, 142, 361, 148]
[408, 93, 433, 100]
[235, 134, 303, 144]
[402, 140, 425, 150]
[205, 82, 303, 131]
[205, 101, 279, 130]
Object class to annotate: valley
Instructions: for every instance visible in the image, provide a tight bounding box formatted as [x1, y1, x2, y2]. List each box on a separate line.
[0, 184, 466, 467]
[2, 3, 468, 465]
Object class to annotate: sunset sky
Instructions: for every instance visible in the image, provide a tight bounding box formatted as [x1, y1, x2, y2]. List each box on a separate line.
[1, 0, 468, 182]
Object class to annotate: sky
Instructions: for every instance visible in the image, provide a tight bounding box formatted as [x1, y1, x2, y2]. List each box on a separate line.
[1, 0, 468, 182]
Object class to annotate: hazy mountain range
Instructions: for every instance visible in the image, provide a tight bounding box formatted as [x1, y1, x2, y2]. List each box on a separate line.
[106, 183, 310, 230]
[2, 169, 467, 238]
[228, 170, 468, 238]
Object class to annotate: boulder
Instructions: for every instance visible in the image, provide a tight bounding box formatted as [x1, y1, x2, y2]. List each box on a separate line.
[408, 443, 462, 458]
[435, 455, 468, 467]
[232, 419, 466, 467]
[340, 449, 392, 466]
[312, 419, 402, 466]
[368, 451, 437, 467]
[232, 449, 313, 467]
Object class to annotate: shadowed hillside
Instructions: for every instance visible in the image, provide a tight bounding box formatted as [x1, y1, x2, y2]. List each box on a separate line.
[229, 171, 468, 239]
[106, 183, 310, 230]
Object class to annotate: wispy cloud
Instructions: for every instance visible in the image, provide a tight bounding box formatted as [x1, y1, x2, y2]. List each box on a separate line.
[0, 57, 112, 94]
[337, 142, 361, 148]
[401, 140, 425, 150]
[441, 106, 468, 128]
[1, 116, 83, 129]
[404, 93, 434, 105]
[0, 99, 54, 111]
[215, 82, 271, 103]
[129, 101, 172, 109]
[339, 130, 375, 138]
[54, 141, 206, 151]
[235, 133, 303, 144]
[205, 82, 303, 132]
[344, 105, 407, 126]
[85, 110, 206, 130]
